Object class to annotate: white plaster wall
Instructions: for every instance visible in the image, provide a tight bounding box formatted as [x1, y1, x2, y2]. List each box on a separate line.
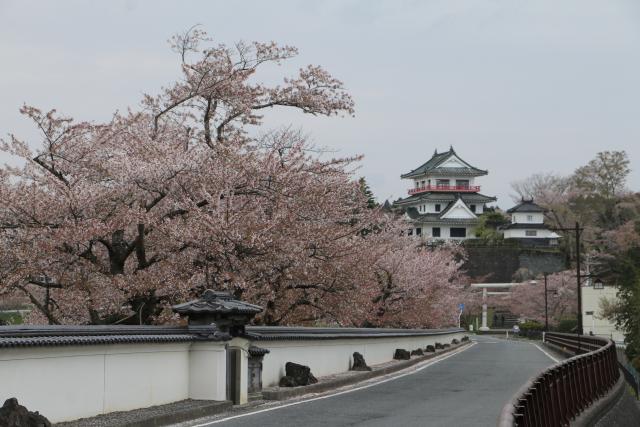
[503, 228, 555, 239]
[512, 212, 544, 224]
[0, 341, 226, 423]
[582, 286, 624, 342]
[259, 331, 465, 387]
[418, 225, 472, 240]
[189, 342, 227, 401]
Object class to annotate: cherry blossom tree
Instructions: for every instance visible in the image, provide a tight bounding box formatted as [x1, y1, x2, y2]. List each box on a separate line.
[0, 29, 465, 327]
[506, 270, 577, 327]
[361, 236, 467, 328]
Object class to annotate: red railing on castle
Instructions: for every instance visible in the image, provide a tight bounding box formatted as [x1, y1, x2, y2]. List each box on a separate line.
[408, 185, 480, 195]
[498, 332, 619, 427]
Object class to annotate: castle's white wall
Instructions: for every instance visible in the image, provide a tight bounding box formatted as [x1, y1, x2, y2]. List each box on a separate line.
[503, 228, 555, 239]
[415, 225, 473, 240]
[0, 341, 227, 423]
[259, 331, 466, 387]
[512, 212, 544, 224]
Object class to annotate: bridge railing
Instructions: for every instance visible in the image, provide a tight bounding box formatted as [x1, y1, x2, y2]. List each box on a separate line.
[498, 332, 619, 427]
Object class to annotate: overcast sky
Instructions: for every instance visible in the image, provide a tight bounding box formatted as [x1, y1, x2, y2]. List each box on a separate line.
[1, 0, 639, 207]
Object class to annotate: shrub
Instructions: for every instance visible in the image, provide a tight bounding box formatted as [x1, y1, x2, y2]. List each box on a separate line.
[519, 321, 544, 332]
[556, 317, 578, 333]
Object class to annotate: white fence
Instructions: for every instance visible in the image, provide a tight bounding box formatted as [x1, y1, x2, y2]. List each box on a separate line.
[0, 325, 465, 423]
[246, 327, 466, 387]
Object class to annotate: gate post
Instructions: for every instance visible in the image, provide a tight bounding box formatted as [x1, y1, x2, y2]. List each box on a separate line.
[228, 337, 251, 404]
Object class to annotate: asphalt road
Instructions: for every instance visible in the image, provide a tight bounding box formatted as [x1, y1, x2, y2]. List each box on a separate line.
[202, 336, 556, 427]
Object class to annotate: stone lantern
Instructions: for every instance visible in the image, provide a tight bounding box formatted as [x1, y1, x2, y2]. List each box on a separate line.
[172, 289, 263, 337]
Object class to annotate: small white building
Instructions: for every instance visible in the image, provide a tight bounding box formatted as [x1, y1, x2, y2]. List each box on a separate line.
[502, 199, 560, 244]
[582, 282, 624, 342]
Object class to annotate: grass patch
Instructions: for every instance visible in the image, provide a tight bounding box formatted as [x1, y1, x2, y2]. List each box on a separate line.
[0, 311, 24, 325]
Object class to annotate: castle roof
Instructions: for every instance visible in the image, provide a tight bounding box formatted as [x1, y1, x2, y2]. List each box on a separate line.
[405, 207, 479, 225]
[400, 147, 488, 179]
[394, 192, 496, 207]
[403, 195, 479, 226]
[507, 199, 547, 213]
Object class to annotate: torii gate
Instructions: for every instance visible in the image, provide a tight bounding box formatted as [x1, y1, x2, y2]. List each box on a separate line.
[470, 283, 523, 331]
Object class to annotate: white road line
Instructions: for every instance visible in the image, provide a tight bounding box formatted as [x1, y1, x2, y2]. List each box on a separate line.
[532, 343, 560, 363]
[189, 342, 477, 426]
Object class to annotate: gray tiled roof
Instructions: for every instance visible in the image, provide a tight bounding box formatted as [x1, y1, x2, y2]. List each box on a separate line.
[0, 325, 230, 348]
[405, 207, 478, 225]
[0, 334, 195, 348]
[507, 199, 547, 213]
[394, 192, 496, 206]
[172, 290, 263, 316]
[401, 148, 488, 179]
[414, 217, 479, 226]
[248, 345, 270, 357]
[246, 326, 465, 341]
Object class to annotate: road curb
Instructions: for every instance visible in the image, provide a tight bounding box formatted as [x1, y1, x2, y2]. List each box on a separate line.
[262, 341, 471, 401]
[55, 400, 233, 427]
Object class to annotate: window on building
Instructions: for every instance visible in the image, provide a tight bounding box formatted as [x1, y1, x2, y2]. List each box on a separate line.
[527, 215, 533, 222]
[415, 181, 420, 188]
[432, 227, 441, 237]
[594, 281, 604, 289]
[421, 180, 425, 187]
[416, 227, 422, 236]
[450, 228, 466, 238]
[470, 204, 476, 213]
[436, 179, 449, 188]
[525, 230, 537, 237]
[586, 311, 594, 316]
[435, 204, 441, 212]
[408, 229, 413, 236]
[455, 179, 469, 188]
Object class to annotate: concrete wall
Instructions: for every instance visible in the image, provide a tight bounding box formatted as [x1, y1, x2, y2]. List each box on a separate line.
[0, 341, 227, 423]
[257, 331, 466, 387]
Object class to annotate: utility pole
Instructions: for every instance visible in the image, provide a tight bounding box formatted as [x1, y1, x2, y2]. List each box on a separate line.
[544, 272, 549, 332]
[575, 222, 582, 336]
[551, 222, 583, 336]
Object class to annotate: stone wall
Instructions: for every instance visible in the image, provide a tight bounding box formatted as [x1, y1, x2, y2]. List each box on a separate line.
[464, 241, 566, 282]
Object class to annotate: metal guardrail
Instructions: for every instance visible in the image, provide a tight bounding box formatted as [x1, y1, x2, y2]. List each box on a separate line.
[498, 332, 619, 426]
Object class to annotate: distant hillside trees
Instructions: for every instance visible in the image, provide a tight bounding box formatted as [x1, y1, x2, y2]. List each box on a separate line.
[511, 151, 639, 362]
